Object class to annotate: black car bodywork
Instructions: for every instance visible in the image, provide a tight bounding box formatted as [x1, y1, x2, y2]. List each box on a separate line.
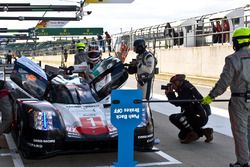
[6, 56, 154, 158]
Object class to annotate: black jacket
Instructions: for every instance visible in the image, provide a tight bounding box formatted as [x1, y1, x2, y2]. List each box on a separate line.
[166, 80, 211, 116]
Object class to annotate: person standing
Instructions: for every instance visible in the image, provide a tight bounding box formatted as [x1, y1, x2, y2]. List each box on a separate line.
[165, 74, 213, 144]
[222, 17, 230, 43]
[215, 20, 222, 43]
[97, 34, 105, 52]
[74, 42, 87, 65]
[90, 37, 97, 45]
[63, 47, 68, 63]
[202, 27, 250, 167]
[127, 38, 156, 100]
[105, 31, 112, 54]
[164, 23, 175, 48]
[6, 50, 12, 64]
[83, 37, 89, 47]
[120, 40, 130, 63]
[211, 21, 218, 43]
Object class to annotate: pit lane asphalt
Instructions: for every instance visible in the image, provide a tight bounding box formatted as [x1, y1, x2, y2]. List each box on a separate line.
[0, 75, 234, 167]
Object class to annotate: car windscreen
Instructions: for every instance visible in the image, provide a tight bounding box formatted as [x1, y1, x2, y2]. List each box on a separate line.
[10, 67, 47, 99]
[48, 83, 96, 104]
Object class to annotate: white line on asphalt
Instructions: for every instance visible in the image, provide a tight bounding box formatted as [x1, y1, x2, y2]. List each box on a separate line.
[96, 147, 182, 167]
[156, 149, 182, 164]
[4, 134, 24, 167]
[137, 147, 182, 166]
[0, 153, 11, 157]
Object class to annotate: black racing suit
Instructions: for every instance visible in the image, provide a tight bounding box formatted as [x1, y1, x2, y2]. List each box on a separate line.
[166, 80, 211, 140]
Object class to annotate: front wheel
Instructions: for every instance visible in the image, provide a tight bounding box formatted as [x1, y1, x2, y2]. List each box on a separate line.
[17, 118, 33, 159]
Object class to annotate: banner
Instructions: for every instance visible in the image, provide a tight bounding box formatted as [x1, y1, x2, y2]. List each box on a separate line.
[35, 28, 103, 36]
[46, 21, 69, 28]
[35, 20, 48, 28]
[36, 20, 68, 28]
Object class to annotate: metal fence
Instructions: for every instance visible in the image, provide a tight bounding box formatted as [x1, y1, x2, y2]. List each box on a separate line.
[112, 5, 250, 51]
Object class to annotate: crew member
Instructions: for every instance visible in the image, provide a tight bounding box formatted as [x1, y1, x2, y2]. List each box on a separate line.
[165, 74, 213, 144]
[202, 27, 250, 167]
[74, 42, 87, 65]
[105, 31, 112, 54]
[128, 38, 156, 100]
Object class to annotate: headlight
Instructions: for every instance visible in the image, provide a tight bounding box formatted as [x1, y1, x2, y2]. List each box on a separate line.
[33, 111, 54, 131]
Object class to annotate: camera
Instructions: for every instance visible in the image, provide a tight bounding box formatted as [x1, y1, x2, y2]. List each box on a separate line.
[86, 11, 92, 15]
[130, 59, 137, 65]
[161, 83, 173, 90]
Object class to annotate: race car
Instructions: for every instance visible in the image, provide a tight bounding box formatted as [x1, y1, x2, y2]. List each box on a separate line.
[6, 56, 155, 158]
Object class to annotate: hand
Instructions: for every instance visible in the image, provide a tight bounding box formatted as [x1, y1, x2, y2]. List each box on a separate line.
[202, 95, 214, 105]
[165, 84, 174, 94]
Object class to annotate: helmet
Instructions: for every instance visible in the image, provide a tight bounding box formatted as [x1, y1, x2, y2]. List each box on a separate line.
[133, 38, 146, 54]
[76, 42, 85, 50]
[232, 27, 250, 51]
[87, 44, 101, 64]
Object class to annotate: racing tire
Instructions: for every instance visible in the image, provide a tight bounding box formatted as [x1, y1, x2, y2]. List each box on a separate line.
[17, 116, 33, 159]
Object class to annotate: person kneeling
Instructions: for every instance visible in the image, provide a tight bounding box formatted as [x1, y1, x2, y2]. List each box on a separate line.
[164, 74, 213, 144]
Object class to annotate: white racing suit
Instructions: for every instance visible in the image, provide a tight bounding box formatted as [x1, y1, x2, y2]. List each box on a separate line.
[209, 46, 250, 165]
[136, 51, 156, 100]
[0, 88, 12, 135]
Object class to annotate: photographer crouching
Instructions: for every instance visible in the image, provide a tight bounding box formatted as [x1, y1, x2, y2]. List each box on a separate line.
[126, 38, 157, 100]
[163, 74, 213, 144]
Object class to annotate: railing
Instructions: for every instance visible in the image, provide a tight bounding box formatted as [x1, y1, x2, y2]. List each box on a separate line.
[112, 6, 250, 51]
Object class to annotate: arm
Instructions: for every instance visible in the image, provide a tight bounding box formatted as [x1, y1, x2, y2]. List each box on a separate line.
[209, 56, 234, 98]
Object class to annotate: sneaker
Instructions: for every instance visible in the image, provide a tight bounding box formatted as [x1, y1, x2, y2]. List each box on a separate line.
[203, 128, 213, 143]
[180, 131, 199, 144]
[229, 162, 249, 167]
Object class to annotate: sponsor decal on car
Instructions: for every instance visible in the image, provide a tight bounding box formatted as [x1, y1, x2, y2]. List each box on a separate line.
[27, 142, 43, 148]
[137, 133, 153, 139]
[33, 139, 56, 143]
[147, 137, 154, 143]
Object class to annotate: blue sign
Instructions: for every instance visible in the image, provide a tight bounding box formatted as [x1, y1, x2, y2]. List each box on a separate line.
[111, 89, 143, 167]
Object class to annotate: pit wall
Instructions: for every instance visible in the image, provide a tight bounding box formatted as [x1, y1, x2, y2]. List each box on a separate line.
[32, 45, 234, 80]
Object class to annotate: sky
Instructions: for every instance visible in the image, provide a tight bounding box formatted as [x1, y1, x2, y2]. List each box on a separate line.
[0, 0, 249, 36]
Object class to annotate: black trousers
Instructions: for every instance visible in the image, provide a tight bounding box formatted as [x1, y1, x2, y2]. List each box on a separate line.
[169, 110, 208, 140]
